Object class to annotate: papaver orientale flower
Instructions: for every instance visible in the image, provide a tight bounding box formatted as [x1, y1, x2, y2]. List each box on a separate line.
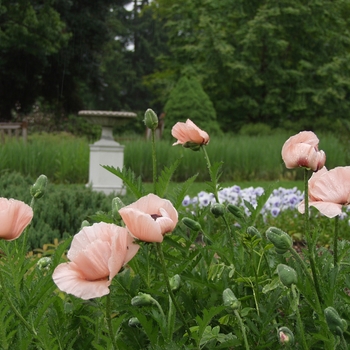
[0, 198, 33, 240]
[119, 193, 178, 242]
[281, 131, 326, 171]
[52, 222, 139, 300]
[172, 119, 210, 148]
[298, 166, 350, 218]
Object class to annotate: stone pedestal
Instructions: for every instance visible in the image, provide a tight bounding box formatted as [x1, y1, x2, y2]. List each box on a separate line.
[78, 110, 136, 195]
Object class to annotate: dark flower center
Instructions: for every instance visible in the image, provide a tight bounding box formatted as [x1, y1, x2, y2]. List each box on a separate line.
[151, 214, 162, 220]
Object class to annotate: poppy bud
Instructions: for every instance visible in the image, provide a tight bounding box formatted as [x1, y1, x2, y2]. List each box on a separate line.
[80, 220, 90, 229]
[131, 292, 156, 307]
[227, 204, 245, 220]
[266, 227, 292, 254]
[278, 327, 294, 345]
[222, 288, 241, 310]
[112, 197, 125, 221]
[169, 274, 181, 292]
[128, 317, 141, 328]
[144, 109, 158, 130]
[30, 174, 48, 199]
[211, 203, 226, 218]
[37, 257, 51, 269]
[277, 264, 298, 287]
[324, 307, 347, 335]
[182, 217, 202, 232]
[246, 226, 261, 238]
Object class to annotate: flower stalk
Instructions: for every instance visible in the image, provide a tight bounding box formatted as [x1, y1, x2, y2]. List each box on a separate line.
[106, 293, 118, 350]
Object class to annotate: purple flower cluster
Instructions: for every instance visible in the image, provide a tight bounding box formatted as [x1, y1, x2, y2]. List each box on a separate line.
[182, 186, 304, 218]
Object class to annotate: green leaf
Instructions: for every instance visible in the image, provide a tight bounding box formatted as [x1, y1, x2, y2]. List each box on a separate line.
[156, 157, 182, 197]
[170, 173, 198, 209]
[102, 166, 145, 199]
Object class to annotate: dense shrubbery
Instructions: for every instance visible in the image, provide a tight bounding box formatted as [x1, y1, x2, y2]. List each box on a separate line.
[0, 172, 115, 249]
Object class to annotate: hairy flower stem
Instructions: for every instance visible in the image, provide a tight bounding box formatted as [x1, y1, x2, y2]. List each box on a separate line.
[202, 147, 219, 203]
[291, 285, 308, 350]
[0, 268, 45, 348]
[333, 216, 339, 268]
[303, 169, 323, 305]
[234, 310, 250, 350]
[151, 129, 157, 194]
[155, 243, 192, 339]
[106, 293, 118, 350]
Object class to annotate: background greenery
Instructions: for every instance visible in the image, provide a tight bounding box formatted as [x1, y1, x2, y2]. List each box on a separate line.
[2, 0, 350, 136]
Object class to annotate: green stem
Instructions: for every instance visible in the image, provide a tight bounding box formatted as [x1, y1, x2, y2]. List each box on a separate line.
[291, 285, 308, 350]
[333, 216, 339, 268]
[106, 293, 118, 350]
[151, 129, 157, 194]
[234, 310, 250, 350]
[155, 243, 191, 338]
[303, 168, 323, 305]
[202, 147, 219, 203]
[0, 268, 46, 348]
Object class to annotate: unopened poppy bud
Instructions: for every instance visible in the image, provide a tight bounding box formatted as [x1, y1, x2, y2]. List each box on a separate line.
[128, 317, 141, 327]
[37, 257, 51, 269]
[266, 227, 292, 254]
[324, 307, 347, 335]
[182, 141, 202, 151]
[131, 292, 156, 307]
[223, 288, 241, 310]
[144, 108, 158, 130]
[30, 174, 48, 199]
[227, 204, 245, 220]
[169, 274, 181, 292]
[112, 197, 125, 221]
[246, 226, 261, 238]
[211, 203, 226, 218]
[277, 264, 298, 287]
[80, 220, 90, 229]
[182, 217, 202, 232]
[278, 327, 294, 345]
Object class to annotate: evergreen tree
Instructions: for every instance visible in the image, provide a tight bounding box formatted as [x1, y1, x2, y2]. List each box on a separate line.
[164, 76, 221, 138]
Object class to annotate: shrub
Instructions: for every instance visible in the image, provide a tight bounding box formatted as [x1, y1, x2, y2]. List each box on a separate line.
[163, 76, 222, 137]
[0, 172, 115, 249]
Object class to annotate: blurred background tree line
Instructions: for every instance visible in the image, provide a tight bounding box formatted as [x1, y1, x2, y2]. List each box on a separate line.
[2, 0, 350, 135]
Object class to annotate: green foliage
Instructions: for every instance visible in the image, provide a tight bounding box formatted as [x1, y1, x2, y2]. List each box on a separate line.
[0, 172, 114, 249]
[164, 76, 222, 137]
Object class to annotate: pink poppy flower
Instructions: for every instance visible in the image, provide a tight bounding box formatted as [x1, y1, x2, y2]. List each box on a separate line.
[52, 222, 139, 300]
[0, 198, 33, 241]
[298, 166, 350, 218]
[119, 193, 178, 243]
[281, 131, 326, 171]
[172, 119, 210, 146]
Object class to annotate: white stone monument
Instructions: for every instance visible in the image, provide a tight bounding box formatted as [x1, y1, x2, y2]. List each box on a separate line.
[78, 110, 137, 195]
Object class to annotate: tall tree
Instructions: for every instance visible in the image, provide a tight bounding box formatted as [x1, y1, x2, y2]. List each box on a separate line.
[0, 0, 68, 119]
[150, 0, 350, 132]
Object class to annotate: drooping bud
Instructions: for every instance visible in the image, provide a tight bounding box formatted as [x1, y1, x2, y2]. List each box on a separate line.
[266, 227, 293, 254]
[277, 264, 298, 287]
[324, 307, 347, 335]
[131, 292, 156, 307]
[128, 317, 141, 328]
[246, 226, 261, 238]
[222, 288, 241, 311]
[182, 217, 202, 232]
[227, 204, 245, 220]
[278, 327, 294, 345]
[210, 203, 226, 218]
[169, 274, 181, 292]
[112, 197, 125, 221]
[144, 109, 158, 130]
[30, 174, 48, 199]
